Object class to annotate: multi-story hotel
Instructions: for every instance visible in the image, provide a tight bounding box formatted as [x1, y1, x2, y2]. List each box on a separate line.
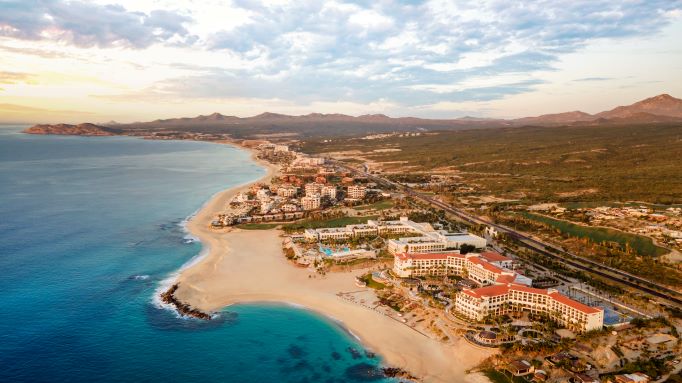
[347, 185, 367, 200]
[321, 185, 337, 200]
[277, 185, 298, 198]
[392, 251, 529, 285]
[305, 183, 324, 196]
[301, 195, 321, 210]
[386, 232, 487, 254]
[455, 283, 604, 332]
[392, 249, 603, 332]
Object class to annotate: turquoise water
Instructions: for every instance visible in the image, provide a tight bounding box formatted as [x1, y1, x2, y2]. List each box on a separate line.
[0, 127, 394, 382]
[320, 245, 351, 256]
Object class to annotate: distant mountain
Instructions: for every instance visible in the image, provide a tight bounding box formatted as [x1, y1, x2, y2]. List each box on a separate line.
[513, 111, 595, 125]
[596, 94, 682, 119]
[23, 94, 682, 138]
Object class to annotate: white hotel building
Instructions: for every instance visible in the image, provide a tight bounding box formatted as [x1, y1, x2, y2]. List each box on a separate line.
[455, 283, 604, 332]
[393, 250, 603, 332]
[301, 195, 321, 210]
[347, 185, 367, 200]
[393, 251, 528, 285]
[304, 217, 487, 251]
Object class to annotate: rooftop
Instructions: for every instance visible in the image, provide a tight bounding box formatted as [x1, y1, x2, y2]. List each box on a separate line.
[479, 251, 512, 263]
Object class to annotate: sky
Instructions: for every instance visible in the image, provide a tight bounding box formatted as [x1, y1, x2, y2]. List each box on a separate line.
[1, 0, 681, 123]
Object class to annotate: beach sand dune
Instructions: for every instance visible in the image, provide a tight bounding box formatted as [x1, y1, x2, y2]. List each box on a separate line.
[173, 151, 493, 382]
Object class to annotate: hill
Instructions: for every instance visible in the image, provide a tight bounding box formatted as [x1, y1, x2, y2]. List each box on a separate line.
[22, 93, 682, 139]
[24, 123, 121, 136]
[596, 94, 682, 119]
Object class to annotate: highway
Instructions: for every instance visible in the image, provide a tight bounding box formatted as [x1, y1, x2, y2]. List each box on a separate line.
[337, 161, 682, 307]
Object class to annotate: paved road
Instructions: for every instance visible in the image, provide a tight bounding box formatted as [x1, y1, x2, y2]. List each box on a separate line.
[335, 161, 682, 307]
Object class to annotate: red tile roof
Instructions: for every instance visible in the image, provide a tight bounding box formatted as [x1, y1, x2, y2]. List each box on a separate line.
[548, 291, 601, 314]
[462, 283, 602, 315]
[495, 274, 516, 284]
[479, 251, 512, 263]
[395, 252, 463, 261]
[463, 284, 511, 298]
[468, 256, 504, 273]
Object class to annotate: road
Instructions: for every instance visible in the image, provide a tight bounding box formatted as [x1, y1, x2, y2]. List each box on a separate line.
[335, 161, 682, 307]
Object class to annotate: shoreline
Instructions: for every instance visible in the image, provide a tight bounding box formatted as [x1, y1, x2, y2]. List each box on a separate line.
[157, 140, 277, 317]
[164, 141, 494, 383]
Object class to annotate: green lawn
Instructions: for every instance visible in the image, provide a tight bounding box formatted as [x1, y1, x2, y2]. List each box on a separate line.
[520, 212, 668, 257]
[483, 368, 529, 383]
[234, 223, 280, 230]
[359, 273, 387, 290]
[283, 216, 378, 231]
[355, 200, 394, 211]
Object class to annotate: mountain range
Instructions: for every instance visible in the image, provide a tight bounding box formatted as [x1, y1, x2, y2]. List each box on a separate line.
[25, 94, 682, 138]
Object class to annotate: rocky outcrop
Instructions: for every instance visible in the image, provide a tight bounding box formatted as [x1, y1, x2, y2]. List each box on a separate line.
[24, 123, 121, 136]
[160, 283, 212, 320]
[381, 367, 417, 380]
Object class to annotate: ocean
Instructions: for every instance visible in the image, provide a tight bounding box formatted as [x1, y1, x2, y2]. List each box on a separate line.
[0, 126, 395, 382]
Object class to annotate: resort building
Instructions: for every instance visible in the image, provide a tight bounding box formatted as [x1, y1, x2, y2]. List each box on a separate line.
[273, 144, 289, 153]
[347, 185, 367, 200]
[281, 203, 299, 212]
[293, 155, 325, 167]
[256, 188, 270, 200]
[387, 232, 487, 255]
[303, 217, 486, 250]
[301, 195, 321, 210]
[305, 183, 324, 196]
[314, 227, 354, 241]
[277, 185, 298, 198]
[479, 251, 514, 269]
[321, 185, 337, 199]
[612, 373, 651, 383]
[455, 283, 604, 332]
[392, 251, 526, 286]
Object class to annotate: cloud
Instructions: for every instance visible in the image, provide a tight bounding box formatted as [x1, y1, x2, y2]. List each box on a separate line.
[177, 0, 681, 105]
[573, 77, 614, 82]
[0, 0, 195, 48]
[0, 71, 36, 84]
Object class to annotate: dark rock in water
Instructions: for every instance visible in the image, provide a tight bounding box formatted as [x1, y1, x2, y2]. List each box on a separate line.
[364, 350, 376, 359]
[381, 367, 417, 380]
[322, 364, 331, 373]
[345, 363, 384, 381]
[160, 283, 212, 320]
[331, 351, 342, 360]
[287, 344, 307, 359]
[346, 347, 362, 359]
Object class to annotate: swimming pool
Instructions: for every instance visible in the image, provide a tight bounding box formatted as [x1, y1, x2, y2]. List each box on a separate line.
[319, 245, 351, 256]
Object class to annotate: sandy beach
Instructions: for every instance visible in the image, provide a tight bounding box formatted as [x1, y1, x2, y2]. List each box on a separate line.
[172, 145, 494, 382]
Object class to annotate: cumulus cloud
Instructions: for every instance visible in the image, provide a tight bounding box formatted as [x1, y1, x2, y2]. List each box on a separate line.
[187, 0, 682, 104]
[0, 0, 195, 48]
[16, 0, 678, 110]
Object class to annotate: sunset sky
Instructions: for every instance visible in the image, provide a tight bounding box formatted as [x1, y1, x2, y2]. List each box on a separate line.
[1, 0, 681, 123]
